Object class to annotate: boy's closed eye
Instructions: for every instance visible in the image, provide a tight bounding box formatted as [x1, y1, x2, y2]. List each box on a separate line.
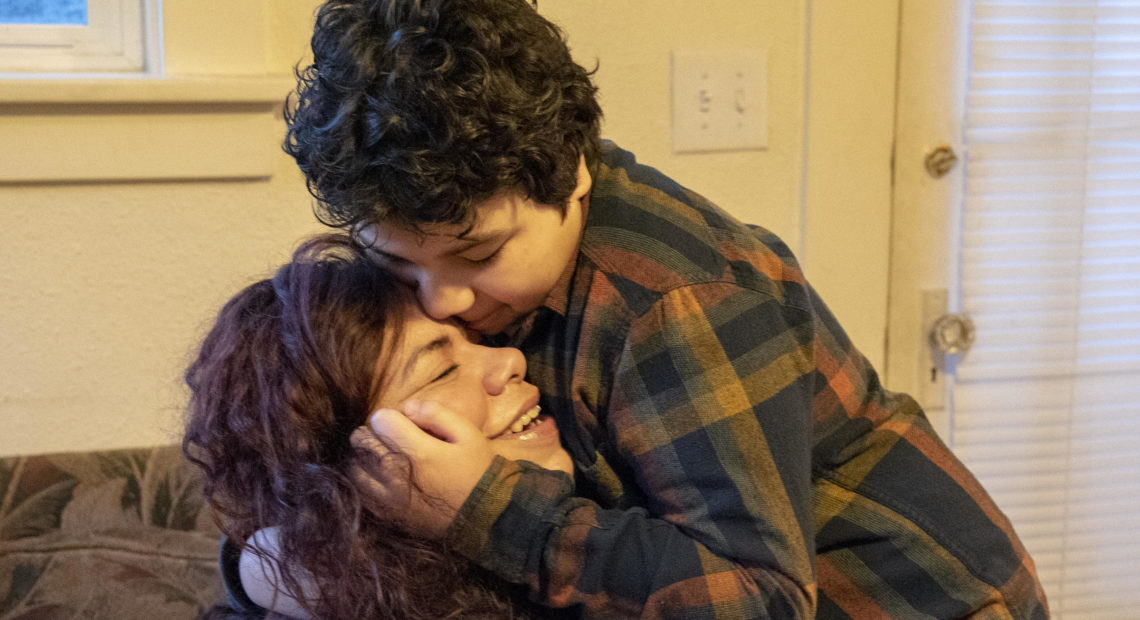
[460, 244, 505, 266]
[455, 230, 512, 266]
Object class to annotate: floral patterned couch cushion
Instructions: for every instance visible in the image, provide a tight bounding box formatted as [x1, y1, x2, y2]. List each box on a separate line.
[1, 445, 226, 619]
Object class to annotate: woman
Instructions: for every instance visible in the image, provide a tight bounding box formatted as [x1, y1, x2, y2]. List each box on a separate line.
[183, 235, 573, 619]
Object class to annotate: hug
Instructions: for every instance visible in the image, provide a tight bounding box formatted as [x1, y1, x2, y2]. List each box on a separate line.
[184, 0, 1048, 617]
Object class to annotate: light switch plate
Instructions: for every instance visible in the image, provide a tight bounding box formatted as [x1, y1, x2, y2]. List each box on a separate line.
[671, 49, 768, 153]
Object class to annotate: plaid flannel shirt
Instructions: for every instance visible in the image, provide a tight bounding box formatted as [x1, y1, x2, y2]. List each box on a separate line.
[445, 142, 1048, 619]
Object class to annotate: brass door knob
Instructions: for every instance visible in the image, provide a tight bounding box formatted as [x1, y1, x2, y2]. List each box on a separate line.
[929, 313, 975, 355]
[924, 145, 959, 178]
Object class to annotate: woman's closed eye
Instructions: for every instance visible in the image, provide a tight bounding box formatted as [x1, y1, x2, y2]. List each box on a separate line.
[431, 364, 459, 384]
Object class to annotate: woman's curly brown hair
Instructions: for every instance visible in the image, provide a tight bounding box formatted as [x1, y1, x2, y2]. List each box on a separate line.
[284, 0, 603, 231]
[183, 235, 527, 618]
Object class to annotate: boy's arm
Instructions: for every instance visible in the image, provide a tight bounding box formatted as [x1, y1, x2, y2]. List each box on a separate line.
[444, 284, 818, 618]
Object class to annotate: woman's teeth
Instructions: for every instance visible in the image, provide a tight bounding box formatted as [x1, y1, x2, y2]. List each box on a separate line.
[509, 405, 541, 433]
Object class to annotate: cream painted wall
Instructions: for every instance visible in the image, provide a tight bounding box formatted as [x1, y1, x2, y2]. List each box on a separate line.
[0, 161, 322, 455]
[544, 0, 806, 251]
[548, 1, 897, 369]
[0, 1, 899, 457]
[801, 1, 898, 371]
[0, 0, 325, 457]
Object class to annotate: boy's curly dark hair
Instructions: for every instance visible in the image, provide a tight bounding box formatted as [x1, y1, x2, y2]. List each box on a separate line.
[183, 235, 523, 618]
[284, 0, 602, 231]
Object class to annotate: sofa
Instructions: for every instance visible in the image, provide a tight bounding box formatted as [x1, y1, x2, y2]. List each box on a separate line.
[0, 445, 227, 619]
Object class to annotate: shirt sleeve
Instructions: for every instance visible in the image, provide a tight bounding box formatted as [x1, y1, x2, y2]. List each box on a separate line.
[805, 285, 1050, 618]
[446, 282, 818, 619]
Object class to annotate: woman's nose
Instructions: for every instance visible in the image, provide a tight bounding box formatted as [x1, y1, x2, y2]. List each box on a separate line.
[481, 346, 526, 394]
[416, 274, 475, 320]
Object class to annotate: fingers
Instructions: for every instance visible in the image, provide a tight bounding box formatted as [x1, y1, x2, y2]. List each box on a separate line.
[366, 407, 427, 445]
[400, 400, 483, 443]
[348, 462, 409, 519]
[349, 423, 417, 521]
[350, 425, 394, 475]
[364, 402, 482, 447]
[349, 402, 492, 539]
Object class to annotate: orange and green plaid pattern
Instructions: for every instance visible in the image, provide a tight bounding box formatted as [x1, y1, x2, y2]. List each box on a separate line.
[446, 142, 1048, 619]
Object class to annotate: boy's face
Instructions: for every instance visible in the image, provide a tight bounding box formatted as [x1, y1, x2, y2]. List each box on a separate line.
[358, 157, 590, 336]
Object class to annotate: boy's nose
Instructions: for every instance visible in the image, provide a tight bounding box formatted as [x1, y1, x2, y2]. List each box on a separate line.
[482, 346, 526, 394]
[416, 276, 475, 320]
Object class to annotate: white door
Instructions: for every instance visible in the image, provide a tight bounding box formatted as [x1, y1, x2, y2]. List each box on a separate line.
[885, 0, 971, 442]
[888, 1, 1140, 616]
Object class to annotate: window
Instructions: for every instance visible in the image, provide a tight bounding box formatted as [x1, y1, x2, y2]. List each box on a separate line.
[0, 0, 87, 25]
[0, 0, 161, 75]
[952, 1, 1140, 615]
[0, 0, 300, 184]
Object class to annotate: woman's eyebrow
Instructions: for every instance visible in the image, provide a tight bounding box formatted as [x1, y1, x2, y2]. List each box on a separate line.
[401, 335, 452, 382]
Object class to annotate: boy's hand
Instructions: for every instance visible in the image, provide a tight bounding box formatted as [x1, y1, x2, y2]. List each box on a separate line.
[348, 400, 495, 539]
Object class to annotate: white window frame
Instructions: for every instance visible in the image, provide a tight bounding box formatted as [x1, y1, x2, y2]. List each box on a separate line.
[0, 0, 302, 184]
[0, 0, 162, 75]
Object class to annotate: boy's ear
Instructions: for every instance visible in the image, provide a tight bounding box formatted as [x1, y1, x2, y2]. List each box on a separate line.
[570, 154, 592, 202]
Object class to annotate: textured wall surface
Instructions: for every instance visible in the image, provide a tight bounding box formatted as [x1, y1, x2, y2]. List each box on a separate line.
[0, 155, 324, 455]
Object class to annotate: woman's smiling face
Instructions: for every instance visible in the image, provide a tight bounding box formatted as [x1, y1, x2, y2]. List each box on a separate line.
[372, 304, 572, 475]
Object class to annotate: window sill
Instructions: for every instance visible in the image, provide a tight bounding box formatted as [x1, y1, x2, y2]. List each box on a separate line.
[0, 75, 297, 183]
[0, 75, 296, 104]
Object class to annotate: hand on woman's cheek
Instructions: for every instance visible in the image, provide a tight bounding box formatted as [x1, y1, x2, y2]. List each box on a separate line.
[350, 401, 495, 540]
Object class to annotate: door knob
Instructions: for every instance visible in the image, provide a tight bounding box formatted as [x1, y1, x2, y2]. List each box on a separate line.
[924, 144, 959, 178]
[929, 313, 975, 355]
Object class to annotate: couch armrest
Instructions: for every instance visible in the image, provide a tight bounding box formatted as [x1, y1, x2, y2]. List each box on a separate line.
[1, 445, 226, 619]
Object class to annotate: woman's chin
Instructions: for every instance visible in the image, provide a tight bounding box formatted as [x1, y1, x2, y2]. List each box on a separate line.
[547, 450, 574, 477]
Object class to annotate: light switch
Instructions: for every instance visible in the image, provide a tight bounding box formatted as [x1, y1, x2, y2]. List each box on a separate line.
[671, 49, 768, 153]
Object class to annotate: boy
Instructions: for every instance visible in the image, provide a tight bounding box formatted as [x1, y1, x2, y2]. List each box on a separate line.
[285, 0, 1048, 617]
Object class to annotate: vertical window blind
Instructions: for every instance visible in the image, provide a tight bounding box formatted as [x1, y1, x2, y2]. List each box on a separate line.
[955, 1, 1140, 616]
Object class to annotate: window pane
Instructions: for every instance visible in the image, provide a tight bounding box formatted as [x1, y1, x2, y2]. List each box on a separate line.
[0, 0, 87, 26]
